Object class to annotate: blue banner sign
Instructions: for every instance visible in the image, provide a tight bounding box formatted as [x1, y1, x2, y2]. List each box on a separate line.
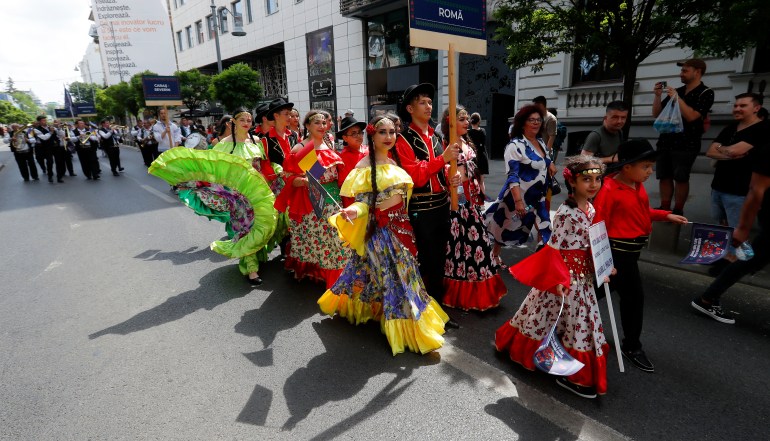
[54, 109, 73, 118]
[410, 0, 486, 41]
[142, 76, 183, 105]
[74, 103, 97, 116]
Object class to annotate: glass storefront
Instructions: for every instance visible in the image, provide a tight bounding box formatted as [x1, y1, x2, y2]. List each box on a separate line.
[365, 8, 439, 119]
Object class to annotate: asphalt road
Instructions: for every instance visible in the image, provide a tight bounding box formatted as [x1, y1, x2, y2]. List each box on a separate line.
[1, 146, 769, 440]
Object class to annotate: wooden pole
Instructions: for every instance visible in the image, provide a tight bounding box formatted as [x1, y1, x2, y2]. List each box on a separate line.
[448, 43, 459, 211]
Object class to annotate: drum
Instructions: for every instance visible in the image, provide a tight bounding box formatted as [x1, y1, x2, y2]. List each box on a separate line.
[184, 132, 202, 149]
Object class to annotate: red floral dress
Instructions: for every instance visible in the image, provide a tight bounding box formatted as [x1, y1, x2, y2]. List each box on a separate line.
[495, 203, 609, 394]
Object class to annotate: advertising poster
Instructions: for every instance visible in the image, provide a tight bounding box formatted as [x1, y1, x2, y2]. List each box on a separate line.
[91, 0, 177, 85]
[306, 27, 337, 118]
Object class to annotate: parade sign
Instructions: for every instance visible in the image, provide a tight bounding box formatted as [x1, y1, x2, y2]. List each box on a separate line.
[91, 0, 177, 86]
[589, 221, 614, 287]
[54, 109, 73, 119]
[74, 103, 97, 117]
[141, 76, 183, 106]
[680, 223, 732, 265]
[589, 221, 624, 372]
[409, 0, 487, 55]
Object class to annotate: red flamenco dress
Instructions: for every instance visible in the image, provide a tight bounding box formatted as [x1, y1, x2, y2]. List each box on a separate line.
[442, 148, 507, 310]
[495, 203, 609, 394]
[274, 146, 347, 288]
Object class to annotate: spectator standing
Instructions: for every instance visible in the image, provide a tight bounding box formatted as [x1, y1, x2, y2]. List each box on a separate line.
[581, 100, 628, 164]
[653, 58, 714, 216]
[532, 96, 557, 152]
[468, 112, 489, 175]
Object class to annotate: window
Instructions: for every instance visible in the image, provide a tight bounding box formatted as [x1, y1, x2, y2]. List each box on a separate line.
[232, 1, 242, 17]
[173, 0, 178, 9]
[753, 42, 770, 73]
[571, 50, 622, 84]
[206, 15, 215, 40]
[365, 9, 437, 70]
[245, 0, 253, 22]
[266, 0, 278, 15]
[176, 30, 184, 51]
[180, 0, 186, 4]
[219, 8, 229, 33]
[195, 21, 204, 44]
[185, 26, 193, 48]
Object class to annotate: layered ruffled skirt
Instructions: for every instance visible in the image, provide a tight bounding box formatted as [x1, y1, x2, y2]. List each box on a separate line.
[318, 203, 449, 355]
[148, 148, 277, 273]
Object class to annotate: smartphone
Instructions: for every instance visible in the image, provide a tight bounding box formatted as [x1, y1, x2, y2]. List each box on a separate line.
[660, 81, 667, 88]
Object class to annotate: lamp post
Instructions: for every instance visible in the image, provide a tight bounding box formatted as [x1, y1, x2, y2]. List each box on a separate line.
[210, 0, 247, 73]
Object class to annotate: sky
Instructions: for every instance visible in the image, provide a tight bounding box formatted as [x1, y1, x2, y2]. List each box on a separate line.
[0, 1, 94, 105]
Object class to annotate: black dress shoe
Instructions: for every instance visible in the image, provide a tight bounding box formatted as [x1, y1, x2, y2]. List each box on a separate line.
[622, 349, 655, 373]
[445, 319, 460, 329]
[33, 177, 40, 181]
[48, 176, 54, 183]
[57, 178, 64, 183]
[112, 171, 119, 176]
[246, 275, 263, 286]
[70, 173, 77, 177]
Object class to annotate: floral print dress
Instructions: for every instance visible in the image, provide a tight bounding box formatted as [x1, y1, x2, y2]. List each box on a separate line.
[443, 148, 507, 311]
[318, 164, 449, 356]
[495, 203, 609, 394]
[483, 136, 552, 246]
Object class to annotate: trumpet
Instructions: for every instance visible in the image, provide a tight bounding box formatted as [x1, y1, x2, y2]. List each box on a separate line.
[110, 124, 128, 130]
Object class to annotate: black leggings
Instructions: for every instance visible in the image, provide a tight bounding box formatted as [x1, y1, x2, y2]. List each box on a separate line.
[609, 247, 645, 352]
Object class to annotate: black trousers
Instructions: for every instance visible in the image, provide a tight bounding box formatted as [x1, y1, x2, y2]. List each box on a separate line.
[76, 147, 101, 179]
[703, 226, 770, 304]
[40, 147, 65, 179]
[409, 202, 450, 302]
[14, 151, 38, 180]
[34, 146, 47, 173]
[608, 247, 645, 352]
[63, 146, 75, 175]
[104, 146, 121, 173]
[140, 143, 158, 166]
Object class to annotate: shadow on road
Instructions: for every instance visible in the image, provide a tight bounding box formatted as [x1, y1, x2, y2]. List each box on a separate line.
[88, 265, 250, 339]
[134, 246, 229, 265]
[485, 397, 577, 441]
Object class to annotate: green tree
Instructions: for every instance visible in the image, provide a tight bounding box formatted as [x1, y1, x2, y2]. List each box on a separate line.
[210, 63, 263, 112]
[494, 0, 770, 134]
[129, 70, 158, 115]
[0, 100, 32, 124]
[68, 82, 101, 103]
[176, 69, 212, 111]
[10, 91, 43, 119]
[5, 77, 16, 93]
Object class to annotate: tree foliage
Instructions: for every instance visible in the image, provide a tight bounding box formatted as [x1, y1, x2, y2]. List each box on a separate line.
[176, 69, 212, 111]
[68, 82, 102, 104]
[493, 0, 770, 132]
[95, 82, 138, 123]
[129, 70, 158, 115]
[210, 63, 263, 113]
[0, 100, 32, 124]
[5, 77, 16, 93]
[10, 91, 43, 119]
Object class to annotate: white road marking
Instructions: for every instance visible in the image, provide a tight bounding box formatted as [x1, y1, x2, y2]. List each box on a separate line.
[439, 343, 631, 441]
[44, 261, 62, 272]
[140, 184, 178, 204]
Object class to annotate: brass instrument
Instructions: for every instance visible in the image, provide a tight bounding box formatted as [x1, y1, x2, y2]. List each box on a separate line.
[79, 130, 94, 145]
[12, 128, 30, 152]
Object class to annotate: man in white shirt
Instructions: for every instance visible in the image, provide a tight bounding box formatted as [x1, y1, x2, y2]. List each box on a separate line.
[33, 116, 64, 183]
[98, 119, 124, 176]
[134, 119, 159, 166]
[180, 117, 192, 143]
[152, 108, 182, 152]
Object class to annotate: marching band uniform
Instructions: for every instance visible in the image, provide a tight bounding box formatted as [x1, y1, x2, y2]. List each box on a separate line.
[134, 125, 159, 166]
[34, 123, 64, 182]
[73, 126, 101, 180]
[57, 125, 76, 177]
[9, 126, 39, 181]
[98, 124, 123, 176]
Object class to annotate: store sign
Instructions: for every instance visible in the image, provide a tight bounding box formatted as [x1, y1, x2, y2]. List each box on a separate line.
[409, 0, 487, 55]
[306, 27, 337, 117]
[142, 75, 183, 106]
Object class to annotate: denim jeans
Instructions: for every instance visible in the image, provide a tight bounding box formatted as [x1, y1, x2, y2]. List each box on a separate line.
[710, 189, 746, 254]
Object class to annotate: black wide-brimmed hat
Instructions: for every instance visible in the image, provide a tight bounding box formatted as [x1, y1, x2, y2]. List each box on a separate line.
[265, 98, 294, 121]
[398, 83, 435, 121]
[254, 102, 271, 122]
[336, 116, 366, 138]
[616, 139, 659, 167]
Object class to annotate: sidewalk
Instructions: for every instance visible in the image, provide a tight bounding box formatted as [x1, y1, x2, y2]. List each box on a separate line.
[484, 158, 770, 290]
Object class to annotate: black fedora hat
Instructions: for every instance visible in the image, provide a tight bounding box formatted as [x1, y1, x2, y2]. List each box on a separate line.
[616, 138, 659, 167]
[398, 83, 435, 120]
[265, 98, 294, 121]
[254, 102, 271, 122]
[336, 116, 366, 138]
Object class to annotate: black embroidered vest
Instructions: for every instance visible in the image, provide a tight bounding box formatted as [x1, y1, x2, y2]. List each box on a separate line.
[400, 127, 446, 195]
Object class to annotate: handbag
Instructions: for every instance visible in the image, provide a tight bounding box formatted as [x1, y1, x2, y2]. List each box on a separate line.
[550, 174, 562, 195]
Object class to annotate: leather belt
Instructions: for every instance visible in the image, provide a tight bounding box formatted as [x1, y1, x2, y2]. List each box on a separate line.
[409, 192, 449, 212]
[609, 236, 648, 253]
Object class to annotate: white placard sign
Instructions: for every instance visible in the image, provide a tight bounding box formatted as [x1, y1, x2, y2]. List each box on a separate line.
[91, 0, 177, 85]
[589, 221, 614, 287]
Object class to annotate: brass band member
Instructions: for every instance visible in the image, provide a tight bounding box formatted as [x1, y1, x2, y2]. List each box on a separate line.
[9, 123, 39, 181]
[72, 119, 101, 180]
[98, 119, 123, 176]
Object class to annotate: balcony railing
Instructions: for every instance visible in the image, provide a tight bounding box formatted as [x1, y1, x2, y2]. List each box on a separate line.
[563, 83, 625, 109]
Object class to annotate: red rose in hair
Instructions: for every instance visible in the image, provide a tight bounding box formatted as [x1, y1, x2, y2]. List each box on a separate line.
[365, 124, 376, 136]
